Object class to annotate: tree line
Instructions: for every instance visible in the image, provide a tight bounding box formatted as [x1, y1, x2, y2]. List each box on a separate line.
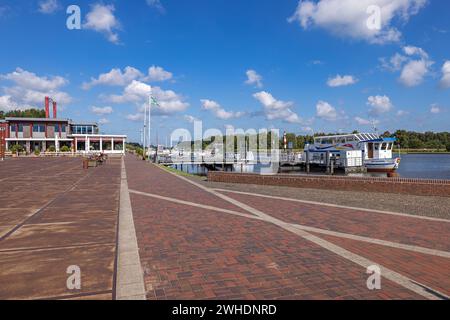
[0, 108, 46, 119]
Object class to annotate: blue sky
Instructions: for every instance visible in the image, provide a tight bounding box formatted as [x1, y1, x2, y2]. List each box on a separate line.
[0, 0, 449, 143]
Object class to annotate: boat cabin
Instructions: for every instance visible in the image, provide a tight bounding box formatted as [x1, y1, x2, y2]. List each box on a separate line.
[309, 133, 396, 160]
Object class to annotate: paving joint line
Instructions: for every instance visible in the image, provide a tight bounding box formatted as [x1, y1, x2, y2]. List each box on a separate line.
[213, 188, 450, 223]
[115, 158, 146, 300]
[129, 188, 450, 258]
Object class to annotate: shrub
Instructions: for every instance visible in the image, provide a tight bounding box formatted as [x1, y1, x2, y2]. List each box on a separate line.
[447, 143, 450, 152]
[10, 144, 24, 154]
[34, 149, 41, 156]
[60, 146, 71, 152]
[47, 146, 56, 152]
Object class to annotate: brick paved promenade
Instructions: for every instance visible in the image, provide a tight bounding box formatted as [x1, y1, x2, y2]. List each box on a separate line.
[0, 156, 448, 300]
[0, 157, 121, 300]
[125, 156, 450, 300]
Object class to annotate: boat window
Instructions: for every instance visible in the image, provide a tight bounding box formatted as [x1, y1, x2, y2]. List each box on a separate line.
[381, 143, 387, 150]
[374, 143, 379, 151]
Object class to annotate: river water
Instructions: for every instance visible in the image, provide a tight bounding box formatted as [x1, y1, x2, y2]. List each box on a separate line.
[171, 154, 450, 180]
[396, 154, 450, 179]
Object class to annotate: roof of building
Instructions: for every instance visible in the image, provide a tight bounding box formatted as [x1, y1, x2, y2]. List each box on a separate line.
[5, 117, 70, 123]
[70, 122, 99, 126]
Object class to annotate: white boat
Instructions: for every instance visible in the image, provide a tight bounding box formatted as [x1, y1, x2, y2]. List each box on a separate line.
[305, 133, 401, 172]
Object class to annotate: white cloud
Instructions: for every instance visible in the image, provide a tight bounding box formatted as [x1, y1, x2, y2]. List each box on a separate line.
[288, 0, 427, 44]
[38, 0, 60, 14]
[0, 95, 33, 112]
[253, 91, 302, 124]
[327, 75, 357, 87]
[440, 61, 450, 89]
[245, 70, 263, 88]
[83, 4, 121, 44]
[146, 0, 165, 13]
[399, 59, 431, 87]
[84, 66, 173, 89]
[381, 46, 432, 87]
[354, 117, 380, 126]
[108, 80, 189, 116]
[82, 67, 142, 89]
[403, 45, 429, 59]
[144, 66, 173, 82]
[380, 53, 408, 71]
[98, 118, 110, 125]
[91, 106, 113, 115]
[200, 99, 245, 120]
[0, 68, 72, 111]
[396, 110, 409, 116]
[316, 100, 341, 121]
[126, 113, 144, 122]
[2, 68, 67, 91]
[367, 95, 393, 116]
[184, 115, 199, 123]
[430, 104, 441, 114]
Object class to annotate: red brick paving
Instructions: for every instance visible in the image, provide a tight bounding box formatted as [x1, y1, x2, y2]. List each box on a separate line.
[0, 157, 121, 300]
[125, 156, 253, 215]
[217, 191, 450, 252]
[131, 195, 421, 300]
[125, 156, 431, 300]
[312, 233, 450, 297]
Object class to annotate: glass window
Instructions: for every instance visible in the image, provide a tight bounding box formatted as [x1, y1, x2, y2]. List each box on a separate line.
[18, 124, 23, 132]
[61, 125, 66, 133]
[81, 126, 86, 134]
[10, 124, 16, 133]
[381, 143, 387, 150]
[374, 143, 379, 151]
[87, 126, 93, 134]
[54, 124, 59, 132]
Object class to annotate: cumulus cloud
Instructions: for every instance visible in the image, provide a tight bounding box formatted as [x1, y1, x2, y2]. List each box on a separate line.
[83, 65, 173, 89]
[144, 66, 173, 82]
[440, 61, 450, 89]
[327, 75, 358, 87]
[0, 68, 72, 111]
[91, 106, 113, 115]
[380, 46, 433, 87]
[83, 4, 121, 44]
[200, 99, 245, 120]
[354, 117, 379, 126]
[253, 91, 302, 124]
[245, 70, 263, 88]
[2, 68, 67, 91]
[367, 95, 393, 116]
[83, 67, 142, 89]
[38, 0, 60, 14]
[108, 80, 189, 116]
[315, 100, 342, 121]
[288, 0, 427, 44]
[430, 104, 441, 114]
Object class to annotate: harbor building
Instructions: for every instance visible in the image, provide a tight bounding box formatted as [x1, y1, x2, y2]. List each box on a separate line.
[1, 97, 127, 155]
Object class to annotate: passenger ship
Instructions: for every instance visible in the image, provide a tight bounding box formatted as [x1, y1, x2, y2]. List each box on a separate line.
[305, 133, 401, 172]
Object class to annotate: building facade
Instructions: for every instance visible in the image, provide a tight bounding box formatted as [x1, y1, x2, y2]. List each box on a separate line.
[2, 117, 127, 155]
[0, 97, 127, 155]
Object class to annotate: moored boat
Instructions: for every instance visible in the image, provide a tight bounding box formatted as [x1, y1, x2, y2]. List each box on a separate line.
[305, 133, 400, 172]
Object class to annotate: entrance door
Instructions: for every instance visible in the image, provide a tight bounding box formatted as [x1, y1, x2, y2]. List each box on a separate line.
[368, 143, 374, 159]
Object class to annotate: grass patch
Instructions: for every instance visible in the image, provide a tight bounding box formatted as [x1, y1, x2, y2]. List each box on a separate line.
[158, 164, 205, 179]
